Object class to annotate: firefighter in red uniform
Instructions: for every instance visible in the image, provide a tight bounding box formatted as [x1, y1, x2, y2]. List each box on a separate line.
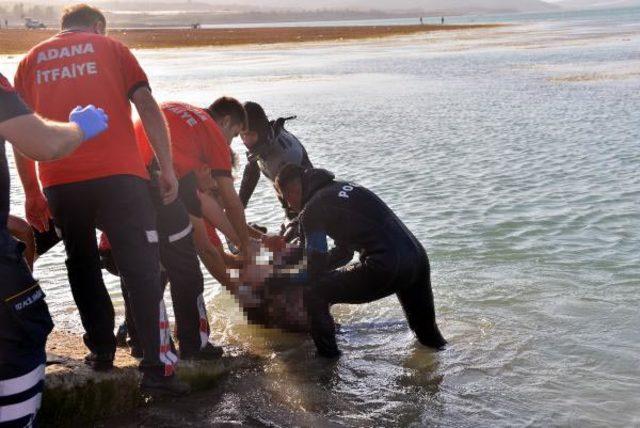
[13, 4, 188, 394]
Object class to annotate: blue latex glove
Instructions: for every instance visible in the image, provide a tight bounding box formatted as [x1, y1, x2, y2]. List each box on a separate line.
[69, 105, 109, 141]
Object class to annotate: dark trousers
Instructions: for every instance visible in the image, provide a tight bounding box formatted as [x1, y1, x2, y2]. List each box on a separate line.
[0, 238, 51, 427]
[306, 247, 446, 355]
[119, 194, 208, 355]
[45, 175, 170, 375]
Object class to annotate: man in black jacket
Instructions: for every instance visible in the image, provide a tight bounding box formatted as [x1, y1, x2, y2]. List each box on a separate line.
[275, 165, 447, 358]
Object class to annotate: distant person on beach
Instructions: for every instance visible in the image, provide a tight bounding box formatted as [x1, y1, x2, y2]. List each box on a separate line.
[275, 165, 447, 358]
[0, 71, 108, 428]
[441, 16, 445, 25]
[12, 4, 190, 395]
[420, 17, 423, 25]
[239, 102, 313, 241]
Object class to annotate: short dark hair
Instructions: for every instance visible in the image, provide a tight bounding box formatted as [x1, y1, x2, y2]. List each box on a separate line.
[207, 97, 248, 129]
[244, 101, 271, 141]
[61, 4, 106, 29]
[275, 163, 305, 192]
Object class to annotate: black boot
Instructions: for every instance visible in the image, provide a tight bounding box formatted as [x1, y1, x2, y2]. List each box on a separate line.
[84, 352, 114, 371]
[140, 373, 191, 396]
[180, 342, 224, 361]
[82, 333, 115, 371]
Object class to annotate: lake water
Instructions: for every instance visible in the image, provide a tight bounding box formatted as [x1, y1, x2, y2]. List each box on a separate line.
[2, 7, 639, 427]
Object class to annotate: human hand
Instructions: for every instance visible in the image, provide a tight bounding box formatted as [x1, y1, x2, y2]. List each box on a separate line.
[69, 105, 109, 141]
[261, 234, 286, 253]
[159, 168, 179, 205]
[25, 191, 52, 233]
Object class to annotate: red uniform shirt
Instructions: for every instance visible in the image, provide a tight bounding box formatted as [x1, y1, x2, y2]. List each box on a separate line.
[14, 30, 150, 188]
[135, 102, 232, 179]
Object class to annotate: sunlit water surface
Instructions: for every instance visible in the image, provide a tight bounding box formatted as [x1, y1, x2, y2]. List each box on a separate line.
[2, 8, 639, 427]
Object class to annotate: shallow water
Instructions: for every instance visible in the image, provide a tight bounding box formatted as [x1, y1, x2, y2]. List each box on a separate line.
[3, 8, 640, 427]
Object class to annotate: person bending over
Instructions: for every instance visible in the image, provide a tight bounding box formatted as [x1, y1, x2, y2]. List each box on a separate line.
[134, 98, 258, 353]
[239, 102, 313, 241]
[275, 165, 447, 358]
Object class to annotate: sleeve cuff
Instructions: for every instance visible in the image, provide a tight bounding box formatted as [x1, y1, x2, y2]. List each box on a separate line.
[127, 81, 150, 100]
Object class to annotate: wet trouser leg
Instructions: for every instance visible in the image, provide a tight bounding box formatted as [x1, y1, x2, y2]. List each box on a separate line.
[395, 255, 447, 349]
[45, 182, 116, 355]
[93, 175, 174, 376]
[0, 239, 52, 427]
[154, 198, 208, 355]
[307, 250, 446, 354]
[305, 261, 396, 357]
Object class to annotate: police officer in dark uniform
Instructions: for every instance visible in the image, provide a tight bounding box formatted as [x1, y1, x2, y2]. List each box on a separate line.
[275, 165, 447, 358]
[239, 102, 313, 241]
[0, 71, 108, 427]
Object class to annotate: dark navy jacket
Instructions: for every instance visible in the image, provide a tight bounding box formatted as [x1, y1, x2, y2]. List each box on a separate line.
[298, 169, 426, 280]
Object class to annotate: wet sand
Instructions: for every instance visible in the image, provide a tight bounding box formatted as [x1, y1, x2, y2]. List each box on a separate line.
[0, 24, 499, 54]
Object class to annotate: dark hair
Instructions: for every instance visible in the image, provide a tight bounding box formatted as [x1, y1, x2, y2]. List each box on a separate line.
[275, 163, 305, 192]
[61, 4, 106, 29]
[207, 97, 248, 129]
[244, 101, 271, 141]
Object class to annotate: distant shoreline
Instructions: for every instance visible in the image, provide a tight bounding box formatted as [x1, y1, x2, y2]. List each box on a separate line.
[0, 24, 501, 55]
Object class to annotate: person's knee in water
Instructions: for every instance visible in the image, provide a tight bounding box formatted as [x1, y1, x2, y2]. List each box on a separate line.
[275, 164, 447, 358]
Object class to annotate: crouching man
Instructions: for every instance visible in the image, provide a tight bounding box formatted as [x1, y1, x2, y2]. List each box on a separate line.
[275, 165, 447, 358]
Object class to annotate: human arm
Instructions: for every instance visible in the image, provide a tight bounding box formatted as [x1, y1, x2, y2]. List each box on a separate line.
[238, 159, 260, 208]
[198, 190, 240, 245]
[7, 215, 35, 270]
[215, 175, 252, 262]
[190, 215, 238, 291]
[2, 83, 107, 231]
[300, 207, 331, 279]
[4, 115, 84, 161]
[131, 87, 177, 204]
[11, 151, 51, 232]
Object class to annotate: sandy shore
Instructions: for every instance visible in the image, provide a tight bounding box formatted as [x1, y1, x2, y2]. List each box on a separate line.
[0, 24, 499, 55]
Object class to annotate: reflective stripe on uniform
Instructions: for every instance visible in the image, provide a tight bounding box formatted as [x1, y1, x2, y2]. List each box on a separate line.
[168, 223, 193, 243]
[0, 365, 44, 397]
[146, 230, 159, 243]
[158, 300, 178, 374]
[197, 294, 210, 349]
[0, 393, 41, 423]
